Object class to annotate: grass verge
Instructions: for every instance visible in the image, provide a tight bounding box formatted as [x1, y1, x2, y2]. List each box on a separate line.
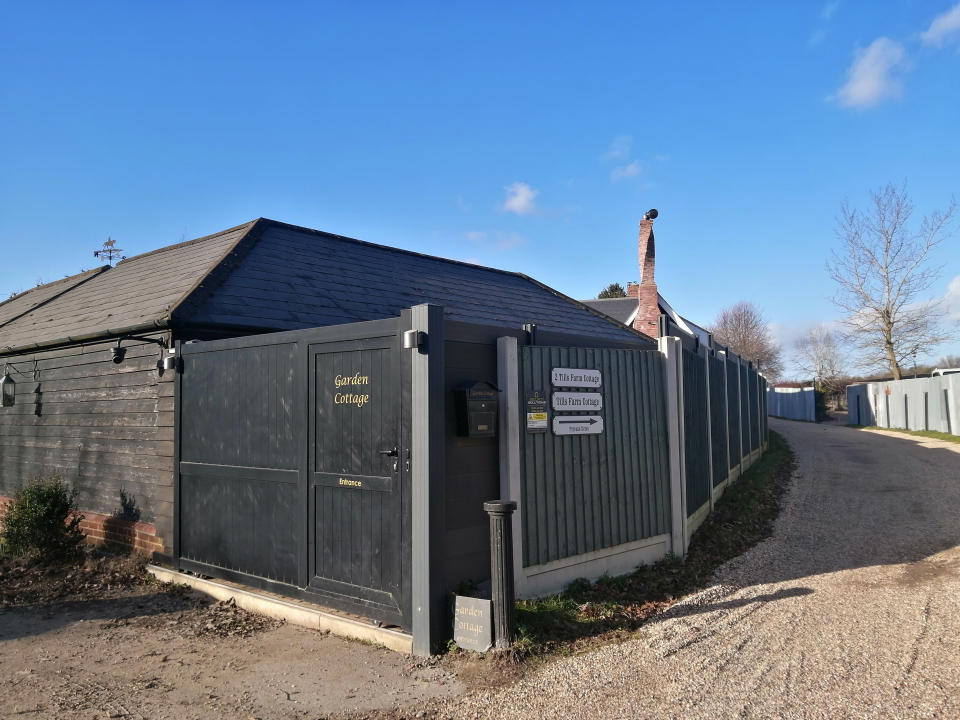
[858, 426, 960, 444]
[511, 430, 795, 659]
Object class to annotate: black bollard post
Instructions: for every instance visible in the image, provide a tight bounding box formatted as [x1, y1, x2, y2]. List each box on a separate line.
[483, 499, 517, 650]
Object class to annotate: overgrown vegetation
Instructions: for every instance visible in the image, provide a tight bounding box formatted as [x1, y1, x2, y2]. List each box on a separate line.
[0, 476, 85, 561]
[860, 426, 960, 445]
[512, 430, 794, 658]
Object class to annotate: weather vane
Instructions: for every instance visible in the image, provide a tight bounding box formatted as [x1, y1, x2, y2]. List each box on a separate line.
[94, 237, 126, 265]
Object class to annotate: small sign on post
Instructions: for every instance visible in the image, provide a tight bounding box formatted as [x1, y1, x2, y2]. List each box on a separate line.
[551, 368, 601, 388]
[453, 596, 493, 652]
[552, 391, 602, 411]
[552, 415, 604, 435]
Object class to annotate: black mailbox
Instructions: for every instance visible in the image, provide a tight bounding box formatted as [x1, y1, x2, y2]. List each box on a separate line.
[455, 381, 498, 438]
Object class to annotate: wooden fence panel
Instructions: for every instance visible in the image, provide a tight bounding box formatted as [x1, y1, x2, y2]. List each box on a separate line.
[709, 353, 729, 487]
[682, 348, 710, 517]
[518, 346, 669, 567]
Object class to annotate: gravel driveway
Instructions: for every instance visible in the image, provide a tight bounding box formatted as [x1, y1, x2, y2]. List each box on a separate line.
[438, 420, 960, 719]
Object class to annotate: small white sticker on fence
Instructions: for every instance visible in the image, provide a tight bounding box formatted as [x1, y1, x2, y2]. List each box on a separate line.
[552, 415, 604, 435]
[551, 368, 601, 388]
[551, 392, 603, 411]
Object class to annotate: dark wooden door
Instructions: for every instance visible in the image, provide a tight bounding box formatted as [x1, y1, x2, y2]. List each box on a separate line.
[308, 335, 405, 626]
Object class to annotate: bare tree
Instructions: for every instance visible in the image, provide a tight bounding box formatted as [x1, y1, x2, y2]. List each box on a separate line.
[794, 325, 849, 403]
[936, 354, 960, 369]
[828, 182, 956, 379]
[709, 301, 783, 381]
[794, 326, 845, 383]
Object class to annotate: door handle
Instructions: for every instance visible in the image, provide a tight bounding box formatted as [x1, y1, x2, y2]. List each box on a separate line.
[378, 446, 399, 457]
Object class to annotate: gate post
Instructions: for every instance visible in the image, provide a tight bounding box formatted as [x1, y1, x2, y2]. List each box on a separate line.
[407, 304, 445, 657]
[484, 500, 517, 650]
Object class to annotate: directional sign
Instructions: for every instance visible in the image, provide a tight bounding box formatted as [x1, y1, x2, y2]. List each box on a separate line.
[552, 415, 604, 435]
[552, 392, 602, 412]
[551, 367, 601, 388]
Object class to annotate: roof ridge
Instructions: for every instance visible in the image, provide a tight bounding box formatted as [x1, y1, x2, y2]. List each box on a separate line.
[165, 219, 266, 321]
[257, 218, 653, 342]
[0, 266, 107, 310]
[115, 219, 261, 266]
[259, 218, 530, 281]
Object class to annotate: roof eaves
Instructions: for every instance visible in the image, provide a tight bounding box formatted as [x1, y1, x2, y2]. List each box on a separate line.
[0, 319, 169, 358]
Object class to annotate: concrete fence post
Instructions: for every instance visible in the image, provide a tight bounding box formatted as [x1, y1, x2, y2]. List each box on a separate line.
[704, 346, 714, 512]
[658, 336, 687, 557]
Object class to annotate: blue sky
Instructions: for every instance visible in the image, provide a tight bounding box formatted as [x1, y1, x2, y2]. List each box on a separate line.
[2, 1, 958, 374]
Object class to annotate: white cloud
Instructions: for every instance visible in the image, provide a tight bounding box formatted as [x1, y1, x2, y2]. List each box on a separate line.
[456, 194, 470, 212]
[921, 3, 960, 47]
[610, 161, 642, 182]
[465, 229, 526, 251]
[833, 37, 907, 109]
[501, 182, 538, 215]
[602, 135, 633, 161]
[944, 274, 960, 323]
[493, 231, 526, 250]
[809, 2, 839, 47]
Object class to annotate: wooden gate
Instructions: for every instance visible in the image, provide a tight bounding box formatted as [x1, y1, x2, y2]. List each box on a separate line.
[175, 318, 410, 628]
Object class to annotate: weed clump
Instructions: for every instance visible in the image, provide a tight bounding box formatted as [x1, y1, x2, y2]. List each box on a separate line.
[0, 476, 85, 561]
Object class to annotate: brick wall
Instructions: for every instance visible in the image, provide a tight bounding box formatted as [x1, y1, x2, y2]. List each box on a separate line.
[0, 494, 164, 556]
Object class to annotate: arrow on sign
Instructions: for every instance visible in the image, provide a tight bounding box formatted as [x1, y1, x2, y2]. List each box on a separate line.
[553, 415, 604, 435]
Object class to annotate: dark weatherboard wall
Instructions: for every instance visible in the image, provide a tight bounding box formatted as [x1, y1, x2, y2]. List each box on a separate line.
[0, 334, 174, 554]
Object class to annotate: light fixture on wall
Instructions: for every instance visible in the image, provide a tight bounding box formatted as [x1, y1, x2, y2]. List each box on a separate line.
[110, 335, 168, 366]
[0, 368, 15, 407]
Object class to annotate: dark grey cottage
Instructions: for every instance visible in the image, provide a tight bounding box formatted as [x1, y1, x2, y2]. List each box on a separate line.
[0, 218, 652, 650]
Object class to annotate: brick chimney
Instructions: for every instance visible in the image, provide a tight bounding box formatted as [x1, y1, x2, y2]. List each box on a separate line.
[632, 210, 660, 337]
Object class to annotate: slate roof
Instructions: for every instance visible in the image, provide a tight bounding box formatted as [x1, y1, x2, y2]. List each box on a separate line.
[582, 292, 713, 347]
[0, 222, 254, 352]
[0, 267, 107, 328]
[580, 297, 638, 326]
[1, 218, 648, 353]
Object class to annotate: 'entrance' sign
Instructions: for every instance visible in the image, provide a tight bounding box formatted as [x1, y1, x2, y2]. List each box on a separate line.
[551, 367, 601, 388]
[552, 415, 604, 435]
[552, 392, 602, 411]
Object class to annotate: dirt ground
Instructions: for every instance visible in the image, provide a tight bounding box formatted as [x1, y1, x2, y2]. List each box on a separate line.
[0, 554, 463, 719]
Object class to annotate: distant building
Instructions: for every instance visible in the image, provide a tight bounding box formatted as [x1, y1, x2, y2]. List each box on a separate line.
[582, 212, 711, 347]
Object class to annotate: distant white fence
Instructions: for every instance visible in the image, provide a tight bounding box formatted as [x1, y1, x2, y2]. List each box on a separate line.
[767, 386, 816, 422]
[847, 374, 960, 435]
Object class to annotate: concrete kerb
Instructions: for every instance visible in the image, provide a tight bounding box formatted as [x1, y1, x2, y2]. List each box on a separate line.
[147, 565, 413, 654]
